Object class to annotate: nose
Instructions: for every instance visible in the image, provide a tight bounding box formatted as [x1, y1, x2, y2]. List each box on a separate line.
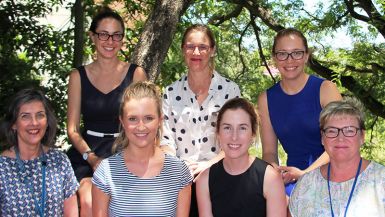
[136, 121, 146, 131]
[30, 116, 39, 125]
[231, 130, 238, 141]
[193, 46, 200, 55]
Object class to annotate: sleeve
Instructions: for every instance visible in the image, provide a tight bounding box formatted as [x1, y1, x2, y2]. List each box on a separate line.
[179, 159, 193, 189]
[60, 152, 79, 199]
[160, 87, 177, 151]
[288, 175, 306, 217]
[91, 159, 112, 195]
[230, 82, 241, 98]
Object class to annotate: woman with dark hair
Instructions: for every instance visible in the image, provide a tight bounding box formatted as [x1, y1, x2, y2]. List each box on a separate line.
[258, 28, 342, 195]
[66, 6, 147, 216]
[196, 98, 286, 217]
[92, 82, 192, 217]
[0, 88, 79, 216]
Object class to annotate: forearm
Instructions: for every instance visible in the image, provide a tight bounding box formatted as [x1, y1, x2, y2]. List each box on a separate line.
[304, 151, 329, 173]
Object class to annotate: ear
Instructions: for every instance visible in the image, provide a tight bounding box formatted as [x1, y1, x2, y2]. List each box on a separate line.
[89, 31, 96, 43]
[360, 130, 365, 145]
[210, 46, 216, 57]
[119, 116, 125, 129]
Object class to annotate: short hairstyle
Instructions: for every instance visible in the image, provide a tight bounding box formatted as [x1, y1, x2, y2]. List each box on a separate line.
[216, 98, 259, 137]
[112, 81, 162, 153]
[272, 28, 309, 53]
[0, 88, 57, 150]
[181, 24, 216, 70]
[320, 97, 366, 130]
[89, 6, 125, 34]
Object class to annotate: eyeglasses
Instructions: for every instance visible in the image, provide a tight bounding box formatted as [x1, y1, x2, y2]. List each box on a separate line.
[93, 32, 124, 41]
[184, 44, 211, 53]
[274, 50, 305, 61]
[322, 126, 361, 138]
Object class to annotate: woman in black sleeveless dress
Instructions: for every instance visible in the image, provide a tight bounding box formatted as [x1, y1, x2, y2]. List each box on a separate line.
[66, 7, 147, 217]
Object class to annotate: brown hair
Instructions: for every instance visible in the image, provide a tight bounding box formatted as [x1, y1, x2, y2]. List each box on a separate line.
[112, 82, 162, 153]
[0, 88, 57, 150]
[216, 98, 259, 137]
[181, 24, 216, 70]
[272, 28, 309, 53]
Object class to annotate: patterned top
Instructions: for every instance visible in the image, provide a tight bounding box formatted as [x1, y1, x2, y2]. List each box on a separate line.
[161, 71, 240, 162]
[289, 161, 385, 217]
[0, 149, 79, 216]
[92, 152, 193, 217]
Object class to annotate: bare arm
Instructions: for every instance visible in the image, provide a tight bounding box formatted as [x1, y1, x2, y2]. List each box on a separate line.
[92, 184, 110, 217]
[63, 194, 79, 217]
[258, 92, 279, 168]
[176, 184, 192, 217]
[132, 66, 148, 82]
[264, 165, 287, 217]
[67, 70, 101, 170]
[196, 168, 214, 217]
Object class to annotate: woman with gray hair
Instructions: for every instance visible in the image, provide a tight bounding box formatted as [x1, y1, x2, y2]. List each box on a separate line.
[289, 97, 385, 217]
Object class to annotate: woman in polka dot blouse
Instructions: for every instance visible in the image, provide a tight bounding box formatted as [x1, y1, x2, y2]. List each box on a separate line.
[161, 24, 240, 216]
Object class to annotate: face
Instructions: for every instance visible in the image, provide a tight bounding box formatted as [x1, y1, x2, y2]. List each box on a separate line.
[183, 30, 215, 72]
[321, 115, 364, 162]
[273, 34, 309, 80]
[218, 109, 254, 160]
[120, 97, 161, 149]
[12, 101, 48, 148]
[91, 18, 124, 59]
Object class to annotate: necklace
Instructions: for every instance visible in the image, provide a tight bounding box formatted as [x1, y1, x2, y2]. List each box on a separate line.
[327, 158, 362, 217]
[15, 145, 47, 217]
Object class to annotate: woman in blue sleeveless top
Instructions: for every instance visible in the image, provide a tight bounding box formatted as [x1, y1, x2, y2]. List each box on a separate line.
[257, 28, 341, 196]
[66, 7, 147, 217]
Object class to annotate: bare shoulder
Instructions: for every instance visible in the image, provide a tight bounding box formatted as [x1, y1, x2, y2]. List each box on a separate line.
[265, 164, 281, 181]
[257, 91, 268, 110]
[320, 80, 342, 107]
[196, 167, 210, 184]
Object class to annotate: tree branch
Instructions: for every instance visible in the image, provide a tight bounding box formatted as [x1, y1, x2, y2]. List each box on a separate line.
[208, 4, 243, 26]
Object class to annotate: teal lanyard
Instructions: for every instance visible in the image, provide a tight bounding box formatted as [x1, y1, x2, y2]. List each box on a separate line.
[327, 158, 362, 217]
[15, 146, 47, 217]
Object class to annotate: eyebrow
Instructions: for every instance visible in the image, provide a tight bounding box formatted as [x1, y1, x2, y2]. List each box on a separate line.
[221, 123, 250, 127]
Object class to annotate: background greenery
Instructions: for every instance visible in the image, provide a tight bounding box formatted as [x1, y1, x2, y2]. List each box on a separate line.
[1, 0, 384, 164]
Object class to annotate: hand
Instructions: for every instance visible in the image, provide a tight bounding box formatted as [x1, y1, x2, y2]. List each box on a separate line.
[278, 166, 305, 184]
[183, 160, 211, 182]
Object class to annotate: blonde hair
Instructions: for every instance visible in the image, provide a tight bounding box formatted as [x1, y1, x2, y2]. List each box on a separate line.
[112, 81, 162, 153]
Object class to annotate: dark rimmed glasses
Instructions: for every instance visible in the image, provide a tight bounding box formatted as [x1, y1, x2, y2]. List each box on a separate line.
[322, 126, 361, 138]
[275, 50, 305, 61]
[93, 32, 124, 41]
[184, 44, 211, 53]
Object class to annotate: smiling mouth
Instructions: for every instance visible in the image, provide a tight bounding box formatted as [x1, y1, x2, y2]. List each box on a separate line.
[27, 129, 40, 135]
[228, 144, 241, 149]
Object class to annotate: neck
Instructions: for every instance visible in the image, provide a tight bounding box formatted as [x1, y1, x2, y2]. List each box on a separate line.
[329, 156, 362, 182]
[188, 71, 212, 94]
[16, 144, 42, 160]
[93, 58, 121, 74]
[124, 144, 157, 163]
[280, 73, 308, 94]
[223, 155, 254, 175]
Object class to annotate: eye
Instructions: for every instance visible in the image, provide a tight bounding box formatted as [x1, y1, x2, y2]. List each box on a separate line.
[128, 117, 137, 122]
[99, 32, 109, 37]
[145, 116, 154, 121]
[36, 112, 46, 120]
[20, 113, 31, 121]
[185, 44, 195, 50]
[240, 126, 248, 131]
[198, 45, 209, 51]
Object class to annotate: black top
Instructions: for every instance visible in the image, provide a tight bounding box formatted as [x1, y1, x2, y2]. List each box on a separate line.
[209, 158, 268, 217]
[79, 64, 137, 133]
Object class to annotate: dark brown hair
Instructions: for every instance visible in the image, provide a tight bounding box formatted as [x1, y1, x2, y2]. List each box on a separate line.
[216, 98, 259, 136]
[272, 28, 309, 53]
[89, 6, 125, 34]
[0, 88, 57, 150]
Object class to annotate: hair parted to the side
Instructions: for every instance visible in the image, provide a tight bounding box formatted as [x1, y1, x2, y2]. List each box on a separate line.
[112, 81, 162, 153]
[272, 27, 309, 53]
[89, 6, 125, 34]
[181, 24, 216, 71]
[216, 97, 259, 138]
[0, 88, 58, 150]
[320, 97, 366, 131]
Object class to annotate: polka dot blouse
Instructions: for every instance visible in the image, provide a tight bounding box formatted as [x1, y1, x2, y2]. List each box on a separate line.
[161, 71, 240, 162]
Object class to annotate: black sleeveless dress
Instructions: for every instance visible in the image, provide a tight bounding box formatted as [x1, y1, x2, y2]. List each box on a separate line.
[209, 158, 268, 217]
[67, 64, 137, 180]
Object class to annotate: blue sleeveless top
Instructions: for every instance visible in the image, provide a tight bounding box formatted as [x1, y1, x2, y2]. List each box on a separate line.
[267, 75, 324, 170]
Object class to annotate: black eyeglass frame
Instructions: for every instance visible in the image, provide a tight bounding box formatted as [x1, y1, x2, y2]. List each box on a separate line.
[274, 50, 305, 61]
[93, 32, 124, 42]
[321, 126, 361, 138]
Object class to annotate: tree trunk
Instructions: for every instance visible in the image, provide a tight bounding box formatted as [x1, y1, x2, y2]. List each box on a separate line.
[131, 0, 192, 82]
[72, 0, 84, 68]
